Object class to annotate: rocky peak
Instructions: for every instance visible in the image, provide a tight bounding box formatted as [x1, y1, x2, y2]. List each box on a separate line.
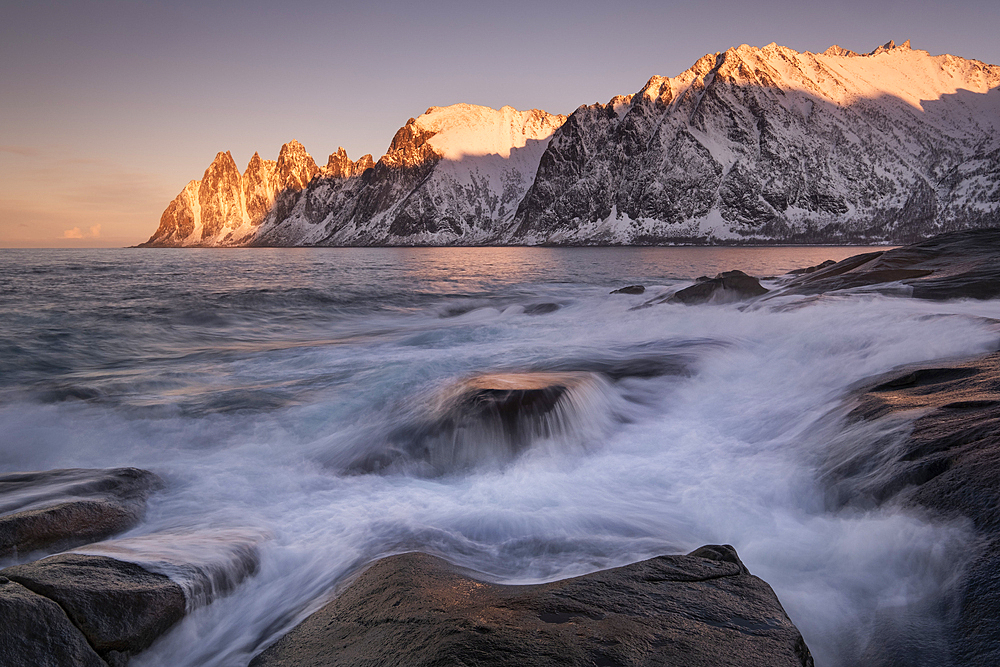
[354, 153, 375, 174]
[638, 76, 672, 107]
[275, 140, 320, 190]
[380, 118, 441, 170]
[324, 147, 373, 179]
[823, 45, 860, 57]
[198, 151, 244, 239]
[869, 39, 907, 55]
[203, 150, 240, 182]
[244, 152, 279, 226]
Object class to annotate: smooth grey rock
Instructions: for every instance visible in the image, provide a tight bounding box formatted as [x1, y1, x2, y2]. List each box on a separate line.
[0, 575, 107, 667]
[611, 285, 646, 295]
[667, 270, 768, 305]
[250, 546, 813, 667]
[1, 554, 186, 663]
[776, 228, 1000, 301]
[0, 468, 163, 560]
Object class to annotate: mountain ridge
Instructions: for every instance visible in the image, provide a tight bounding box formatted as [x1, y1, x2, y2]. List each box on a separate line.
[141, 40, 1000, 247]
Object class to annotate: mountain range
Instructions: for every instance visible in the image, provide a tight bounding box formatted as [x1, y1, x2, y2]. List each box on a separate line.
[141, 40, 1000, 247]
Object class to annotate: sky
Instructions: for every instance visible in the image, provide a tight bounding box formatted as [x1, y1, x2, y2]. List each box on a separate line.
[1, 0, 998, 247]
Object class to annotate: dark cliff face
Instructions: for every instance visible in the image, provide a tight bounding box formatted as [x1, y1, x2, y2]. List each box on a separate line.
[346, 118, 443, 239]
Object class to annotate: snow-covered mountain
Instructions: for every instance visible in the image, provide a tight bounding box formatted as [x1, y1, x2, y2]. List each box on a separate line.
[142, 40, 1000, 247]
[252, 104, 566, 246]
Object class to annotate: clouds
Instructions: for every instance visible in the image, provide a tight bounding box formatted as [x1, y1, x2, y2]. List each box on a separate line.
[0, 146, 171, 247]
[62, 224, 102, 239]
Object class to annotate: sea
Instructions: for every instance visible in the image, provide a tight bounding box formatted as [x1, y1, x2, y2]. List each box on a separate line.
[2, 246, 999, 667]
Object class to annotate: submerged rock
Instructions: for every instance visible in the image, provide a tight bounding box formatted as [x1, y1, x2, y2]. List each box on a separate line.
[250, 545, 813, 667]
[1, 554, 186, 666]
[0, 468, 163, 560]
[350, 372, 610, 475]
[776, 227, 1000, 300]
[0, 575, 107, 667]
[824, 351, 1000, 665]
[523, 302, 560, 315]
[667, 270, 769, 305]
[611, 284, 645, 295]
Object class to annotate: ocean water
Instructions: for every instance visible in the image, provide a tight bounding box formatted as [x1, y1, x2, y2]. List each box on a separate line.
[2, 246, 999, 666]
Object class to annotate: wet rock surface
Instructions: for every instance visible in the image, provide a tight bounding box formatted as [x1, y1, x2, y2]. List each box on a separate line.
[250, 545, 812, 667]
[1, 553, 186, 665]
[0, 575, 107, 667]
[668, 270, 769, 305]
[0, 468, 163, 560]
[611, 285, 646, 295]
[774, 227, 1000, 300]
[824, 351, 1000, 665]
[350, 372, 597, 475]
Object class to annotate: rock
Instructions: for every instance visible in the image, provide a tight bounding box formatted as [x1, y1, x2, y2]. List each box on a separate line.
[611, 285, 645, 294]
[822, 351, 1000, 665]
[1, 553, 186, 665]
[776, 228, 1000, 300]
[0, 468, 163, 560]
[787, 259, 836, 275]
[250, 546, 813, 667]
[78, 528, 264, 609]
[350, 372, 600, 474]
[0, 575, 107, 667]
[668, 270, 768, 304]
[523, 302, 560, 315]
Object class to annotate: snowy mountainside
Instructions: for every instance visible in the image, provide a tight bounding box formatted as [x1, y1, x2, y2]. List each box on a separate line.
[511, 40, 1000, 244]
[142, 41, 1000, 247]
[252, 104, 566, 246]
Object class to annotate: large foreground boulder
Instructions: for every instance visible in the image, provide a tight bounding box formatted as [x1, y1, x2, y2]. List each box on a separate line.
[0, 575, 106, 667]
[250, 545, 813, 667]
[1, 554, 186, 666]
[823, 351, 1000, 666]
[0, 468, 163, 560]
[775, 227, 1000, 300]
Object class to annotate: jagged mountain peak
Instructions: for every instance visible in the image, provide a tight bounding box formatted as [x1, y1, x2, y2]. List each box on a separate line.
[144, 40, 999, 248]
[324, 147, 372, 179]
[275, 140, 319, 190]
[823, 45, 860, 58]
